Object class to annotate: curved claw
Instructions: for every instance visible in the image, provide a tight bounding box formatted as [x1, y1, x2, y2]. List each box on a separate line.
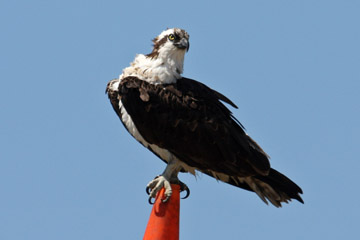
[181, 186, 190, 199]
[162, 195, 171, 203]
[146, 186, 151, 195]
[148, 197, 155, 205]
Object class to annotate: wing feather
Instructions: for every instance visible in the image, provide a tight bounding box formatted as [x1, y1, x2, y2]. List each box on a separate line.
[118, 76, 270, 177]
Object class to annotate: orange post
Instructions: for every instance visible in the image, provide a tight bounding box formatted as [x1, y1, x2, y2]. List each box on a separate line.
[143, 184, 181, 240]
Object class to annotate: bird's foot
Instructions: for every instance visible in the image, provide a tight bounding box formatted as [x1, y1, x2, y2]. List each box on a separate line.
[146, 176, 190, 204]
[146, 175, 172, 204]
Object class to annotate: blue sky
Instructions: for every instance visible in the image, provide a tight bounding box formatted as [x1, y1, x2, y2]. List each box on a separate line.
[1, 0, 359, 239]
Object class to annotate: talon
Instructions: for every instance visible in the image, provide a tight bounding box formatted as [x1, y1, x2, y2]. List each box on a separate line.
[162, 195, 170, 203]
[148, 197, 155, 205]
[181, 186, 190, 199]
[146, 186, 151, 195]
[178, 182, 190, 199]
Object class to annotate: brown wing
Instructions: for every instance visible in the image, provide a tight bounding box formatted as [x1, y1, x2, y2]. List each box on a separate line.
[118, 76, 271, 177]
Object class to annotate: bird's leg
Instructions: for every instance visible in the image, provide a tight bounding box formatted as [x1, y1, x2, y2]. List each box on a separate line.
[146, 157, 189, 203]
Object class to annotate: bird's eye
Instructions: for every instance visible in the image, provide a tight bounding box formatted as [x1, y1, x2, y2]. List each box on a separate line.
[168, 34, 175, 41]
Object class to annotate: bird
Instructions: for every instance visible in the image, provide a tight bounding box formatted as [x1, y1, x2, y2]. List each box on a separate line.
[106, 28, 303, 207]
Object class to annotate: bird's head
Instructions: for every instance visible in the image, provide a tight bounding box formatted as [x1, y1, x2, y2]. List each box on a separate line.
[147, 28, 190, 59]
[121, 28, 190, 84]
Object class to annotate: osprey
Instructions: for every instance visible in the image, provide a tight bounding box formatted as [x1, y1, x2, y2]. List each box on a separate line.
[106, 28, 303, 207]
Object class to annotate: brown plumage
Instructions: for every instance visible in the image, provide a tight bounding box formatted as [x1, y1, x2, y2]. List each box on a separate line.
[106, 76, 303, 207]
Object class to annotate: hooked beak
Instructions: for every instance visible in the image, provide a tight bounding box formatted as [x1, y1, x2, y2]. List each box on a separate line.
[174, 38, 190, 52]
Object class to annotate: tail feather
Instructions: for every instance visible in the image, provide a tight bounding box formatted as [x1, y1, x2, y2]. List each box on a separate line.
[256, 169, 304, 204]
[218, 168, 304, 207]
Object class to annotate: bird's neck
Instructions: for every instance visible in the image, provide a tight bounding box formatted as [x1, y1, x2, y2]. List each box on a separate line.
[120, 51, 185, 85]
